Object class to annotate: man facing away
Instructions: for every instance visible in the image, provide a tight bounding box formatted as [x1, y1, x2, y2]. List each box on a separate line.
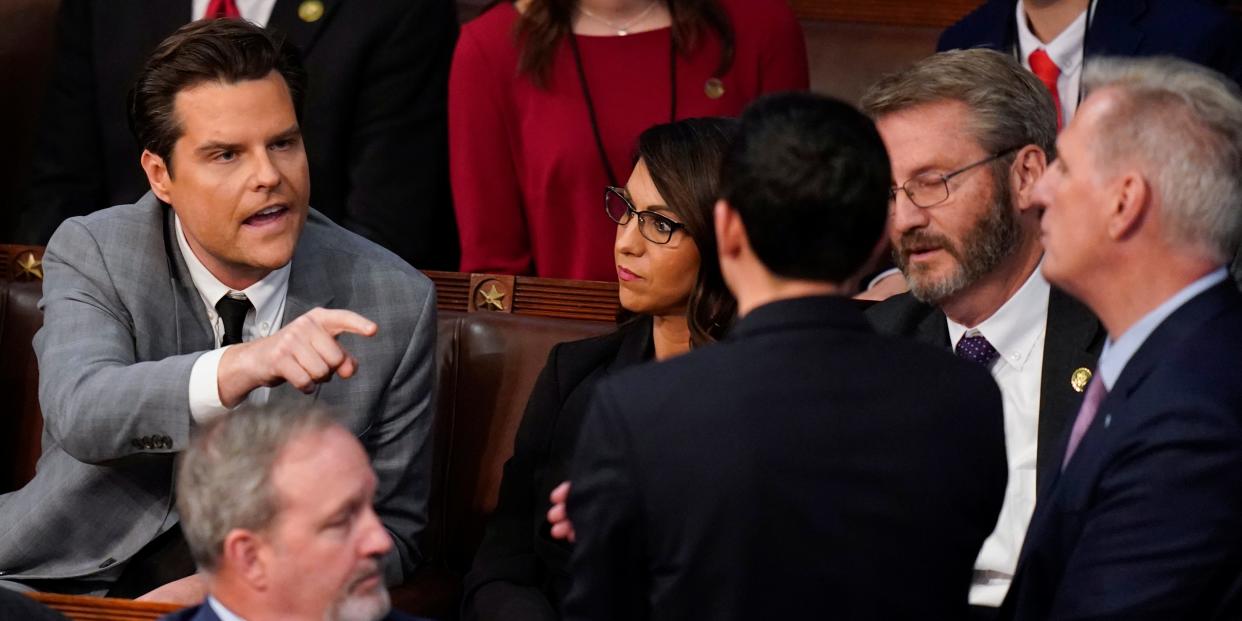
[0, 19, 436, 601]
[860, 48, 1103, 619]
[1002, 55, 1242, 621]
[163, 405, 422, 621]
[561, 92, 1009, 620]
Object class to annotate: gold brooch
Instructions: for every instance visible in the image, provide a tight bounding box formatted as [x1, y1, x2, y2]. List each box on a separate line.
[704, 78, 725, 99]
[298, 0, 325, 23]
[1070, 367, 1092, 393]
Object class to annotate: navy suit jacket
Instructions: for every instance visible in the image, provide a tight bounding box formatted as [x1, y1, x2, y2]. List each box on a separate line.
[564, 296, 1008, 620]
[1000, 281, 1242, 620]
[939, 0, 1242, 85]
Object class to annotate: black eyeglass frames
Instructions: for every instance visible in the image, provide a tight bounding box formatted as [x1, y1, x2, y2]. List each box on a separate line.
[889, 147, 1021, 208]
[604, 186, 686, 244]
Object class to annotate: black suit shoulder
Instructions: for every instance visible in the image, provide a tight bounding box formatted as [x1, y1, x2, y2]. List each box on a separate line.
[865, 292, 949, 345]
[938, 0, 1013, 52]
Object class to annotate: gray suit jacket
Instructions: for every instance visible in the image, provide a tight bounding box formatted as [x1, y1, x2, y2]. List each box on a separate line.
[0, 193, 436, 584]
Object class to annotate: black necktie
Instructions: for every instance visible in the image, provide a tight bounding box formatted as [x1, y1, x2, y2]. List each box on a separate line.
[215, 294, 252, 347]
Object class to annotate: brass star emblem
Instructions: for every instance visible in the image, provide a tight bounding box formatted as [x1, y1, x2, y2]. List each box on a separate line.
[16, 252, 43, 280]
[479, 284, 506, 311]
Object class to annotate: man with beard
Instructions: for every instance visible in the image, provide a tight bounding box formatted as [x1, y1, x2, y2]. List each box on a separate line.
[163, 405, 422, 621]
[861, 48, 1104, 621]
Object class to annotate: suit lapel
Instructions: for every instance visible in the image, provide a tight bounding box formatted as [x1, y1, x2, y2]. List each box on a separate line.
[267, 0, 343, 55]
[1085, 0, 1147, 56]
[915, 307, 951, 348]
[163, 206, 215, 354]
[1036, 288, 1103, 494]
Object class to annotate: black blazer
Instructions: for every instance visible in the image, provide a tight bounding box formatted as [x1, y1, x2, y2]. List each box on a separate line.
[866, 287, 1104, 496]
[564, 296, 1009, 621]
[462, 317, 653, 621]
[1001, 281, 1242, 621]
[14, 0, 458, 269]
[938, 0, 1242, 85]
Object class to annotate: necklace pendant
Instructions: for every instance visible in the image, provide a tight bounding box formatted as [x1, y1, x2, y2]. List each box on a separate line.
[617, 29, 627, 36]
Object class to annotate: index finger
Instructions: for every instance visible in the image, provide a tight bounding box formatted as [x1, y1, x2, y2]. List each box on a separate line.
[311, 309, 379, 338]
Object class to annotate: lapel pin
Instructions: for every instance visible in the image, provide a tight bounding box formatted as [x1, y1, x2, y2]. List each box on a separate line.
[704, 78, 725, 99]
[298, 0, 325, 22]
[1071, 367, 1092, 393]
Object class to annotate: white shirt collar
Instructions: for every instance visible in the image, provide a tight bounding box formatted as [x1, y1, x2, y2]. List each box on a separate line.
[1097, 267, 1230, 389]
[947, 264, 1051, 371]
[174, 213, 290, 333]
[206, 596, 247, 621]
[1015, 0, 1088, 75]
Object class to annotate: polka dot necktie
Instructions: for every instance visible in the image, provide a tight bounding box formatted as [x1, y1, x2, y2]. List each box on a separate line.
[955, 333, 1000, 368]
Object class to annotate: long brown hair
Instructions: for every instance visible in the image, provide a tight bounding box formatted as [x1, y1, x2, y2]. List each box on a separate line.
[515, 0, 735, 88]
[636, 117, 738, 346]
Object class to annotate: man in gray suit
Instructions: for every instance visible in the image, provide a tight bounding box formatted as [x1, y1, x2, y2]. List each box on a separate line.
[0, 19, 436, 600]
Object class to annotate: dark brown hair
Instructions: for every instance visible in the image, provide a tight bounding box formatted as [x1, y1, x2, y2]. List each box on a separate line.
[127, 18, 307, 175]
[515, 0, 735, 88]
[636, 116, 737, 346]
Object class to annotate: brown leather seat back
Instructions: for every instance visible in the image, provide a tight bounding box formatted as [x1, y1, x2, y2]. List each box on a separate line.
[428, 311, 613, 571]
[0, 246, 46, 494]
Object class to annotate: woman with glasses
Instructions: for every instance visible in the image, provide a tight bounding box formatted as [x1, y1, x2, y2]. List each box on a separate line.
[462, 118, 737, 621]
[449, 0, 807, 281]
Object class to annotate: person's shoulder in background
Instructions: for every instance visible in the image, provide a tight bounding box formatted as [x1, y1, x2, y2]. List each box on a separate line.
[938, 0, 1012, 52]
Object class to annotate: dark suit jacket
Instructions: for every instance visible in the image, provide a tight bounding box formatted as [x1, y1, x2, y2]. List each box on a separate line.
[160, 600, 425, 621]
[14, 0, 458, 269]
[866, 287, 1104, 495]
[563, 296, 1009, 621]
[1000, 281, 1242, 621]
[462, 317, 653, 621]
[938, 0, 1242, 85]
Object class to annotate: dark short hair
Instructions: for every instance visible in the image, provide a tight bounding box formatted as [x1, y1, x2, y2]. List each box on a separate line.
[128, 19, 306, 174]
[720, 92, 890, 283]
[636, 117, 739, 346]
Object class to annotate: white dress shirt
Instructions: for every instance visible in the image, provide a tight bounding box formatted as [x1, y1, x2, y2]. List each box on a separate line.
[177, 215, 290, 422]
[1015, 0, 1088, 126]
[947, 265, 1050, 607]
[190, 0, 277, 25]
[207, 596, 247, 621]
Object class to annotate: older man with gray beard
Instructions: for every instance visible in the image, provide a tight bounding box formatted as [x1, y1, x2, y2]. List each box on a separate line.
[861, 48, 1104, 621]
[160, 405, 423, 621]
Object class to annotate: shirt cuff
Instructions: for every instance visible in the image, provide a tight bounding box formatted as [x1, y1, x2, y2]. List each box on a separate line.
[866, 266, 903, 291]
[189, 347, 232, 423]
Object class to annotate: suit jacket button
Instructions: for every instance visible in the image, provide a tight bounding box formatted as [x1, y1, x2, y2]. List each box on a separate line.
[131, 439, 143, 449]
[98, 558, 116, 569]
[163, 435, 174, 448]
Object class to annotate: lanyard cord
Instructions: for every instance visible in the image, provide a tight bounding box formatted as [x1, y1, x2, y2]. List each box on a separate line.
[1012, 0, 1095, 109]
[568, 29, 677, 187]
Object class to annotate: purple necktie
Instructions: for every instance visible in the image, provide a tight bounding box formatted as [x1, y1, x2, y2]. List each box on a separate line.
[1062, 373, 1107, 469]
[955, 333, 1000, 367]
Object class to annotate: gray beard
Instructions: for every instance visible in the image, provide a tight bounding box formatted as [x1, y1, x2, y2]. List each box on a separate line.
[895, 176, 1022, 305]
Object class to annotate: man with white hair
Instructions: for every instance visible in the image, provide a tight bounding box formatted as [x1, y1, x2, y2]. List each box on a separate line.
[163, 405, 420, 621]
[1003, 56, 1242, 620]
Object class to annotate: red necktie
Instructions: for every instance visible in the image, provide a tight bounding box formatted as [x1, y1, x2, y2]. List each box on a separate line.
[1029, 49, 1063, 129]
[204, 0, 241, 19]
